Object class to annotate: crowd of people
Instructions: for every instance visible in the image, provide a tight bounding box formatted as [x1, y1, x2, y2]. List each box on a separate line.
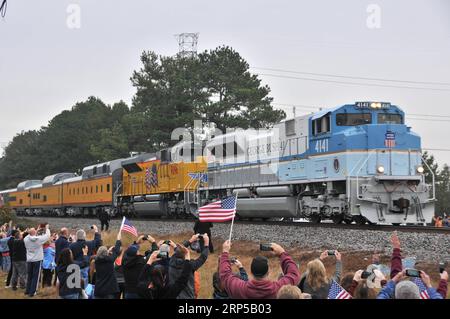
[0, 220, 448, 300]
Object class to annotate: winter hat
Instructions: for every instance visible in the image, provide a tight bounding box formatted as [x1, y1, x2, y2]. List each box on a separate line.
[76, 229, 86, 241]
[251, 256, 269, 278]
[395, 280, 421, 299]
[126, 245, 139, 257]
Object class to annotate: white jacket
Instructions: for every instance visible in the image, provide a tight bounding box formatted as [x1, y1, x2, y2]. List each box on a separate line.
[24, 229, 50, 262]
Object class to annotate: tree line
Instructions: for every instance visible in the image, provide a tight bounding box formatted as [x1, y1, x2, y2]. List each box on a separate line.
[0, 46, 285, 189]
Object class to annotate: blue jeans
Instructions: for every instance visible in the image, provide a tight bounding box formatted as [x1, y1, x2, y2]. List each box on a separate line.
[80, 267, 89, 289]
[26, 261, 42, 296]
[1, 255, 10, 272]
[61, 293, 79, 299]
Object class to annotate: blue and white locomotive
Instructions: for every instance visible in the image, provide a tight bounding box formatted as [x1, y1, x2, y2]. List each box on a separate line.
[200, 101, 434, 225]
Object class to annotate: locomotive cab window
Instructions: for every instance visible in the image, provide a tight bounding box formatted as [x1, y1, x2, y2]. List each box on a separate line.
[312, 115, 330, 135]
[336, 113, 372, 126]
[378, 113, 403, 124]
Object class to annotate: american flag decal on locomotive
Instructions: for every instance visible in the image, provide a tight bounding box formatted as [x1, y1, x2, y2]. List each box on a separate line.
[384, 130, 396, 148]
[145, 164, 158, 188]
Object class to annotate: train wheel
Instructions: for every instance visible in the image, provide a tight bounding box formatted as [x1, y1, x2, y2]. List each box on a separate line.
[354, 216, 367, 225]
[344, 218, 353, 225]
[332, 215, 344, 224]
[392, 223, 401, 226]
[309, 215, 321, 224]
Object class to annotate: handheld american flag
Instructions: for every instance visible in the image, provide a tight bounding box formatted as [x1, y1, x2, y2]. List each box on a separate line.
[328, 279, 352, 299]
[412, 278, 430, 299]
[120, 217, 138, 237]
[199, 196, 237, 222]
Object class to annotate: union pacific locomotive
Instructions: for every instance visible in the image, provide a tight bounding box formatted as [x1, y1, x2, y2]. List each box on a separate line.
[0, 102, 434, 225]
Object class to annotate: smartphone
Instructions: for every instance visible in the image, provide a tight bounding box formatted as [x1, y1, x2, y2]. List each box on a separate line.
[260, 243, 273, 251]
[327, 250, 335, 256]
[405, 269, 421, 277]
[439, 262, 446, 274]
[361, 271, 372, 279]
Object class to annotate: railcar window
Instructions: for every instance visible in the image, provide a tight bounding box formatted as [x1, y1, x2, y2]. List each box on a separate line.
[43, 195, 47, 202]
[312, 115, 331, 135]
[285, 119, 296, 136]
[378, 113, 403, 124]
[96, 186, 98, 193]
[107, 184, 110, 192]
[20, 199, 23, 204]
[93, 167, 97, 175]
[101, 185, 103, 193]
[336, 113, 372, 126]
[91, 186, 93, 194]
[103, 164, 107, 174]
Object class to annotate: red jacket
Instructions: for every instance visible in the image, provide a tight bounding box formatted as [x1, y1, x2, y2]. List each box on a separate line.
[390, 248, 403, 279]
[219, 252, 300, 299]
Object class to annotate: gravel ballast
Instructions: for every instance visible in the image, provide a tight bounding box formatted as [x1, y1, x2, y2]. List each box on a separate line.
[22, 217, 449, 262]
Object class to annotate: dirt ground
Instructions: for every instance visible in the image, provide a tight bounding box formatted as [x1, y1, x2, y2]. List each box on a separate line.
[0, 229, 447, 299]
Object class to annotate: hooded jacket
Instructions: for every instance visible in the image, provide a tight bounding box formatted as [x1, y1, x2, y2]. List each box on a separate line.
[24, 229, 50, 262]
[122, 247, 147, 294]
[168, 246, 209, 299]
[137, 260, 192, 299]
[94, 240, 121, 297]
[219, 251, 300, 299]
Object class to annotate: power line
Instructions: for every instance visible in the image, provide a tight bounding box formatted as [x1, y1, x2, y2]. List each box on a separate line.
[252, 67, 450, 87]
[272, 103, 450, 120]
[257, 73, 450, 92]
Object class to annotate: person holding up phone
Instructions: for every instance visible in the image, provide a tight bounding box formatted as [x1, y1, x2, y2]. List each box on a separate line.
[218, 241, 300, 299]
[297, 249, 342, 299]
[377, 269, 444, 299]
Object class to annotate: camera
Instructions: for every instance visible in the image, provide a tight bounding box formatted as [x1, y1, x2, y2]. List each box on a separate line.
[198, 235, 203, 240]
[230, 257, 237, 264]
[260, 243, 273, 251]
[327, 250, 335, 256]
[90, 226, 94, 230]
[157, 251, 169, 259]
[405, 269, 421, 277]
[439, 262, 446, 274]
[164, 240, 171, 245]
[142, 235, 149, 241]
[361, 271, 373, 279]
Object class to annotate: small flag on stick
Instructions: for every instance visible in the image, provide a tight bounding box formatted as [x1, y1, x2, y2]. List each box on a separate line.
[120, 217, 138, 238]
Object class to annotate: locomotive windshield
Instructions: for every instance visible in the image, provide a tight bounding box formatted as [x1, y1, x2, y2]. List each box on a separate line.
[336, 113, 372, 126]
[377, 113, 403, 124]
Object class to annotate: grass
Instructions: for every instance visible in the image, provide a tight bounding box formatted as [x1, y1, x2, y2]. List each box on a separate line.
[0, 229, 448, 299]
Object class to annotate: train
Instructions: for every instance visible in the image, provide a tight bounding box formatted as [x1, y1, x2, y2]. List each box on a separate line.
[0, 101, 435, 225]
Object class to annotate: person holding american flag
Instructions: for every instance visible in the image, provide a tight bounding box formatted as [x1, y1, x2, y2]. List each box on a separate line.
[376, 231, 446, 299]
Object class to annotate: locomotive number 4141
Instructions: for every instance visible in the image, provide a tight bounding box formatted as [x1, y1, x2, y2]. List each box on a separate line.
[315, 139, 329, 153]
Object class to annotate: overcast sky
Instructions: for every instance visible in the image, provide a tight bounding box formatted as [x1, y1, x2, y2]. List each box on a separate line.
[1, 0, 449, 164]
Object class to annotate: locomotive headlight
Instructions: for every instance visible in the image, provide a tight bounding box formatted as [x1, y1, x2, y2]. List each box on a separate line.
[377, 165, 385, 174]
[416, 166, 424, 174]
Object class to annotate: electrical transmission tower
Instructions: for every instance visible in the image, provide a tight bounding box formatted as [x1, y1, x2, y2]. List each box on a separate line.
[175, 33, 199, 58]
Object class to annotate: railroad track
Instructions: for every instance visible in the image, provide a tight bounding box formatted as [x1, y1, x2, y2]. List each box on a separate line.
[21, 216, 450, 234]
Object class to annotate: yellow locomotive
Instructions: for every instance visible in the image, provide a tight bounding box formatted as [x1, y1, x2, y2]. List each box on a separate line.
[0, 149, 207, 218]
